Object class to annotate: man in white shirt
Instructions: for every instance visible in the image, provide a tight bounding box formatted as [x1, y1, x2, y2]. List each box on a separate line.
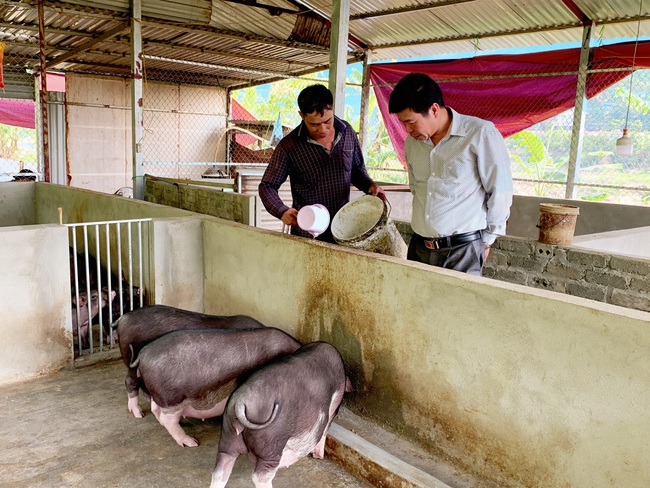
[388, 73, 513, 275]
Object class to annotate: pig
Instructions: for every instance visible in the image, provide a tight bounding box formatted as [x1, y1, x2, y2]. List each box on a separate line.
[131, 327, 301, 447]
[96, 280, 143, 344]
[210, 341, 348, 488]
[72, 287, 116, 349]
[112, 304, 267, 418]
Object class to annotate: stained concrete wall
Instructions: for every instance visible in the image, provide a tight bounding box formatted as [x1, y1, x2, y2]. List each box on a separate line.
[4, 183, 650, 487]
[0, 224, 71, 384]
[0, 181, 36, 227]
[200, 218, 650, 488]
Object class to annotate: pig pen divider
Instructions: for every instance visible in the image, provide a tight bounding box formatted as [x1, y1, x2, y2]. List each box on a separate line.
[66, 218, 152, 360]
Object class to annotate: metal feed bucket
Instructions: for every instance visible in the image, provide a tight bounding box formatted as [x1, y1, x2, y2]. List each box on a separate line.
[537, 203, 580, 245]
[331, 195, 407, 258]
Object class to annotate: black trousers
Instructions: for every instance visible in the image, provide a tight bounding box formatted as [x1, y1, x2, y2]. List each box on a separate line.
[407, 233, 485, 276]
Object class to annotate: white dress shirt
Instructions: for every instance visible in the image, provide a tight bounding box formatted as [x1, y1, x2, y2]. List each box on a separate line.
[405, 107, 513, 246]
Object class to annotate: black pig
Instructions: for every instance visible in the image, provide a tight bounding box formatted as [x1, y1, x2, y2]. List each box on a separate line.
[112, 305, 266, 418]
[132, 328, 301, 447]
[211, 341, 348, 488]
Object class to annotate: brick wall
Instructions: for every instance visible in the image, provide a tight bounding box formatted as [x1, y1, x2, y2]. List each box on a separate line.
[394, 220, 650, 313]
[484, 236, 650, 313]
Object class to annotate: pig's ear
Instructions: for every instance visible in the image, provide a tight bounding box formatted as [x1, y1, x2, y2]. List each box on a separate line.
[345, 376, 354, 393]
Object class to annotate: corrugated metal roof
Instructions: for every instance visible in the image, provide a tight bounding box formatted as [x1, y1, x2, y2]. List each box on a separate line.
[1, 0, 648, 93]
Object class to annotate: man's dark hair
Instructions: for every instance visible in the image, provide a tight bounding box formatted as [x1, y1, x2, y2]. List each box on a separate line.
[298, 84, 333, 116]
[13, 169, 37, 182]
[388, 73, 445, 115]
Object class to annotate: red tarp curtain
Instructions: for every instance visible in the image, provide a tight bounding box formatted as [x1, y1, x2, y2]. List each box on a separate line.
[0, 42, 4, 89]
[0, 73, 66, 129]
[230, 98, 258, 146]
[370, 41, 650, 165]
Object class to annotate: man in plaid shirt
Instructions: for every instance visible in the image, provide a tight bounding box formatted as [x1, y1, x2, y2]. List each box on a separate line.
[259, 84, 385, 243]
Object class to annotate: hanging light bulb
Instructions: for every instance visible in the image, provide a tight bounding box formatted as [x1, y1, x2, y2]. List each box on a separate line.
[615, 0, 643, 157]
[616, 128, 633, 156]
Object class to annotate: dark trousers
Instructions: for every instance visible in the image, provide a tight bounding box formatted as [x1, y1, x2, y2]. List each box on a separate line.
[407, 233, 484, 276]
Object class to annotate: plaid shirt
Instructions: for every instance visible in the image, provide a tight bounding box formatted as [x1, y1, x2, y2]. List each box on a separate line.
[259, 116, 375, 241]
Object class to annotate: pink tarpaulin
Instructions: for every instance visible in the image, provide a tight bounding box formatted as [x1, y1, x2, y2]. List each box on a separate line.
[0, 73, 66, 129]
[370, 41, 650, 164]
[0, 99, 35, 129]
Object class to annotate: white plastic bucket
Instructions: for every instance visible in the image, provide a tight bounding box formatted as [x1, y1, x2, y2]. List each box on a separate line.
[331, 195, 407, 258]
[297, 204, 330, 237]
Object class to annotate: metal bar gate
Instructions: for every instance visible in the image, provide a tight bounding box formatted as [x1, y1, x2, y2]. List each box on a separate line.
[66, 218, 152, 359]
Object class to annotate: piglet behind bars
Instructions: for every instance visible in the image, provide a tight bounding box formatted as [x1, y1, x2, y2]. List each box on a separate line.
[210, 341, 348, 488]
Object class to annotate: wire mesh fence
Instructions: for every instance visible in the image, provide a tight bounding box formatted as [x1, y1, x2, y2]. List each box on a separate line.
[230, 62, 650, 206]
[507, 65, 650, 205]
[0, 41, 39, 182]
[141, 77, 229, 181]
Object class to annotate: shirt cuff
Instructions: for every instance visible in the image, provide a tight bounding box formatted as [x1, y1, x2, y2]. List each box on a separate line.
[483, 232, 498, 247]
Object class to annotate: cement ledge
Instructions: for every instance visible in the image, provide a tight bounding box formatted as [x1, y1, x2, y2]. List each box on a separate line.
[326, 421, 454, 488]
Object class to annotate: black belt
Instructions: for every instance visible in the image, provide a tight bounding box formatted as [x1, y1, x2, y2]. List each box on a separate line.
[421, 231, 482, 250]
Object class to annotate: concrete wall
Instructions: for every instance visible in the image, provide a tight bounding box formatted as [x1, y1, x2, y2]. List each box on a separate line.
[151, 217, 205, 312]
[0, 224, 71, 384]
[200, 217, 650, 488]
[507, 195, 650, 239]
[145, 177, 258, 226]
[372, 191, 650, 239]
[0, 183, 207, 387]
[5, 183, 650, 487]
[34, 180, 198, 226]
[574, 226, 650, 259]
[0, 182, 36, 227]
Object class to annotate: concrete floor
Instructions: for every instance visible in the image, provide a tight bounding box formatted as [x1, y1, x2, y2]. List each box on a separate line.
[0, 358, 372, 488]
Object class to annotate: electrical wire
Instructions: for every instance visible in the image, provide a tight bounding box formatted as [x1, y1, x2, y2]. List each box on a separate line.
[624, 0, 644, 129]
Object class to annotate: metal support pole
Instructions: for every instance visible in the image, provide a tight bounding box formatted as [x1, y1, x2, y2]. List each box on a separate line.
[359, 50, 372, 157]
[131, 0, 145, 200]
[38, 0, 50, 182]
[328, 0, 350, 118]
[565, 22, 593, 199]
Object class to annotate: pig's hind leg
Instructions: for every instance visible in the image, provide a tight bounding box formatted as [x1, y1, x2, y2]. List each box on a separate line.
[125, 373, 144, 418]
[313, 388, 346, 459]
[211, 419, 249, 488]
[251, 457, 281, 488]
[210, 451, 240, 488]
[154, 402, 199, 447]
[128, 394, 143, 418]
